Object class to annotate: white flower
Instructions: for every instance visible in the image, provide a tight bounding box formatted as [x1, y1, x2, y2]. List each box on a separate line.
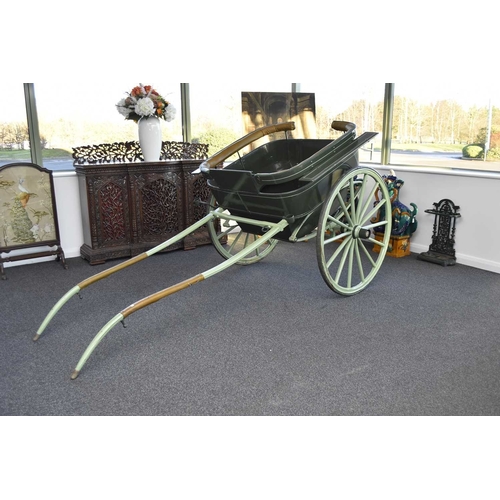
[164, 104, 176, 122]
[134, 97, 155, 117]
[44, 223, 52, 233]
[117, 85, 176, 122]
[116, 98, 132, 118]
[30, 224, 39, 234]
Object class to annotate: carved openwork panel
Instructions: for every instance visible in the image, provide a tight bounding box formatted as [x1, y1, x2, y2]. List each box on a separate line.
[161, 141, 209, 160]
[73, 141, 209, 164]
[77, 161, 211, 264]
[191, 174, 212, 223]
[140, 177, 179, 236]
[74, 142, 140, 164]
[97, 182, 127, 243]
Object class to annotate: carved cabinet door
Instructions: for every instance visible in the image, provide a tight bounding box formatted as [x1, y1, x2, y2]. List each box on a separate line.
[76, 161, 212, 264]
[129, 167, 184, 247]
[88, 172, 131, 249]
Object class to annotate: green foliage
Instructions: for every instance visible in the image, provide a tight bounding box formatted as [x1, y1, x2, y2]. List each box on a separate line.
[475, 127, 500, 144]
[471, 128, 500, 159]
[490, 132, 500, 149]
[193, 128, 240, 158]
[0, 148, 72, 161]
[42, 148, 72, 158]
[487, 147, 500, 160]
[462, 144, 484, 159]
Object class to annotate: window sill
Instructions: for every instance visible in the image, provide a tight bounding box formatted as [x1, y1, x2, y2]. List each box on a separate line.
[365, 162, 500, 180]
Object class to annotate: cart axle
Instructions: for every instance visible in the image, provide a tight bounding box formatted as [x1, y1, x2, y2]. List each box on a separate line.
[353, 226, 371, 239]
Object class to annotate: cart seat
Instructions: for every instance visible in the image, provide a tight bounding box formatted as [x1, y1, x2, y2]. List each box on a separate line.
[204, 131, 377, 195]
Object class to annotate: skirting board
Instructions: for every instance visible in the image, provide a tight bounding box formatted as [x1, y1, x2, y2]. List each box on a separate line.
[410, 242, 500, 275]
[4, 244, 500, 275]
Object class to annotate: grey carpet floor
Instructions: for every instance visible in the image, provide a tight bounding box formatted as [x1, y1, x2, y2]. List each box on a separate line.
[1, 240, 499, 415]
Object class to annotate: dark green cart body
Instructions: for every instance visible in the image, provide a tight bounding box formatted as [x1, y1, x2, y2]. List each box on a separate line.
[202, 129, 377, 241]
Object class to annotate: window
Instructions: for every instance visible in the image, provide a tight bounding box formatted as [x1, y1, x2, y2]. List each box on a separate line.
[189, 83, 295, 157]
[33, 82, 182, 171]
[5, 83, 500, 174]
[0, 84, 31, 167]
[391, 83, 500, 172]
[299, 83, 385, 164]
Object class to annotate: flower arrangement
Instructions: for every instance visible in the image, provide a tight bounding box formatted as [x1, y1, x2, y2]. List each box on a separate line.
[116, 84, 176, 122]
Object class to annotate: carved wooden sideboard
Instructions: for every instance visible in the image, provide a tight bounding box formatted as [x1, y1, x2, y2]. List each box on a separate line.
[75, 159, 213, 265]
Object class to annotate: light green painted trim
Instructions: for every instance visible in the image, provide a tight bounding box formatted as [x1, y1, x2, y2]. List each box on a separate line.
[145, 211, 215, 257]
[203, 218, 289, 279]
[214, 211, 277, 229]
[34, 285, 81, 340]
[36, 212, 216, 341]
[71, 313, 125, 379]
[71, 215, 288, 378]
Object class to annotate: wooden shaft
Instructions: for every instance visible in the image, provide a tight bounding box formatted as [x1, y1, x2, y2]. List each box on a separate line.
[121, 274, 205, 319]
[78, 252, 148, 289]
[201, 122, 295, 169]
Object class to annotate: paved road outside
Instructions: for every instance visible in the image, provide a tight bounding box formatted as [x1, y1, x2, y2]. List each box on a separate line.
[360, 150, 500, 173]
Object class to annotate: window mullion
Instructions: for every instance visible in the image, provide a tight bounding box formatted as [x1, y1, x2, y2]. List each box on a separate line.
[24, 83, 43, 166]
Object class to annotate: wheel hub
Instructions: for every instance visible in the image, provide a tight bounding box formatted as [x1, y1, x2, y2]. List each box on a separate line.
[353, 225, 371, 239]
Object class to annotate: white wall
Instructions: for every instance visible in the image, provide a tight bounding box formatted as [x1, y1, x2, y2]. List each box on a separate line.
[52, 171, 85, 258]
[4, 166, 500, 275]
[376, 165, 500, 274]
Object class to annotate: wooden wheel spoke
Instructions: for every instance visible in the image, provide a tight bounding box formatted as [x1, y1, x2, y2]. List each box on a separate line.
[337, 194, 354, 227]
[208, 194, 278, 265]
[326, 235, 352, 268]
[358, 239, 377, 267]
[217, 224, 238, 240]
[358, 176, 379, 220]
[354, 175, 368, 223]
[360, 199, 388, 227]
[349, 177, 357, 222]
[255, 235, 261, 256]
[354, 240, 365, 281]
[324, 230, 351, 245]
[228, 230, 243, 253]
[327, 214, 350, 231]
[243, 232, 250, 248]
[363, 220, 389, 231]
[368, 237, 385, 247]
[334, 238, 354, 283]
[317, 168, 391, 296]
[347, 237, 355, 288]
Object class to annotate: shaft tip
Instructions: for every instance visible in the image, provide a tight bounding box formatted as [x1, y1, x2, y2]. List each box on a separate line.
[33, 334, 40, 342]
[70, 370, 80, 380]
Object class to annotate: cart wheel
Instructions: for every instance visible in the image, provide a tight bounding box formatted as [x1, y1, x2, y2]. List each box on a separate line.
[316, 167, 391, 295]
[207, 194, 279, 265]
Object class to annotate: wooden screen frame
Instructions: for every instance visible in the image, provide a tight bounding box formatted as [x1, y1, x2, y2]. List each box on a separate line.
[0, 162, 67, 279]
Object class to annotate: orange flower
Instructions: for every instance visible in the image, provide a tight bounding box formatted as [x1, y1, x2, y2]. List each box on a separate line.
[131, 86, 143, 97]
[118, 85, 175, 122]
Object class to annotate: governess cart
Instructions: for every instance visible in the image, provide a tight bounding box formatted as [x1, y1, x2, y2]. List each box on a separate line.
[35, 120, 392, 379]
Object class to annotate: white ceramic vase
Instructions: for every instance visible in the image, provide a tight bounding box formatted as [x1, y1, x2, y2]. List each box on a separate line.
[138, 116, 162, 162]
